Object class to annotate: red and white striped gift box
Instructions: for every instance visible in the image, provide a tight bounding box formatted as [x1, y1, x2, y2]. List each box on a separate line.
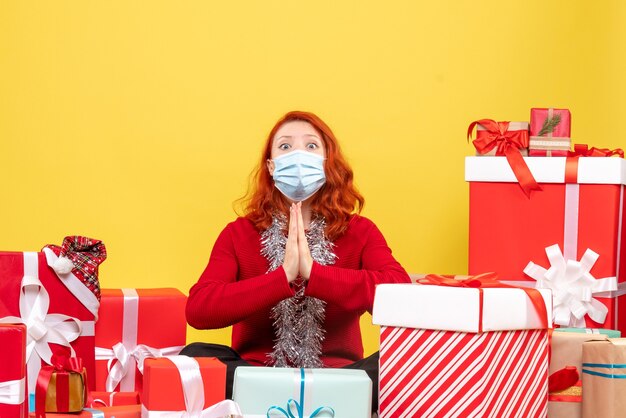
[373, 283, 552, 418]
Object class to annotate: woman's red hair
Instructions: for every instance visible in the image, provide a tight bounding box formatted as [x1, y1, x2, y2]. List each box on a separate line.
[240, 111, 364, 240]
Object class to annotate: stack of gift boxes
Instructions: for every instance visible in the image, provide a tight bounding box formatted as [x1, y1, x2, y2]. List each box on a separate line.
[0, 241, 372, 418]
[0, 245, 243, 418]
[373, 108, 626, 417]
[3, 108, 625, 418]
[467, 108, 626, 417]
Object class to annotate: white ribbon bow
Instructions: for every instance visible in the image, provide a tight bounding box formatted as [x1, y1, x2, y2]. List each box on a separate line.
[0, 378, 25, 405]
[0, 252, 83, 393]
[94, 287, 184, 391]
[524, 244, 618, 327]
[141, 355, 242, 418]
[95, 343, 184, 392]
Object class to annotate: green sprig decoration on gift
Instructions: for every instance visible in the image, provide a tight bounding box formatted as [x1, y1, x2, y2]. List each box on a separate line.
[538, 113, 562, 136]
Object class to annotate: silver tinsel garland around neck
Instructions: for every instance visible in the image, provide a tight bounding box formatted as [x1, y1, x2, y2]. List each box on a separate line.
[260, 213, 337, 368]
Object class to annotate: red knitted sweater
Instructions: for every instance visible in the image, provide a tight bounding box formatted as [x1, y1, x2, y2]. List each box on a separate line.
[186, 214, 411, 367]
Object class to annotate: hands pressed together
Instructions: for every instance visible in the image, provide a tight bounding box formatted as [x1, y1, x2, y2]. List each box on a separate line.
[282, 202, 313, 283]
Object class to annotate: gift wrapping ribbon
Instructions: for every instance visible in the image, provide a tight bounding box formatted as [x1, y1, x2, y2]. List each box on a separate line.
[267, 368, 335, 418]
[141, 355, 243, 417]
[418, 272, 549, 332]
[524, 148, 623, 327]
[35, 355, 87, 418]
[0, 377, 26, 405]
[89, 393, 114, 408]
[468, 119, 541, 197]
[0, 252, 90, 393]
[582, 363, 626, 379]
[569, 144, 624, 159]
[94, 288, 184, 391]
[524, 245, 617, 327]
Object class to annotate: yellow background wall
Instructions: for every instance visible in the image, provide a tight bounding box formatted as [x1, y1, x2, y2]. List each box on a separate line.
[1, 1, 624, 356]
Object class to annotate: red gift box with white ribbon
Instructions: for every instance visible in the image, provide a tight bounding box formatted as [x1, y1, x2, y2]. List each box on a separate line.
[0, 250, 100, 398]
[0, 323, 27, 418]
[466, 152, 626, 333]
[372, 278, 552, 418]
[94, 288, 187, 395]
[142, 356, 239, 417]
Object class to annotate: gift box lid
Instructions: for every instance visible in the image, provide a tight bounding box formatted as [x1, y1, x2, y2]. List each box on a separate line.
[465, 156, 626, 185]
[372, 283, 552, 332]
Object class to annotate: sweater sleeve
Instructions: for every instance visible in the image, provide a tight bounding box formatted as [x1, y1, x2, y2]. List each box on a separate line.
[186, 222, 294, 330]
[304, 218, 410, 313]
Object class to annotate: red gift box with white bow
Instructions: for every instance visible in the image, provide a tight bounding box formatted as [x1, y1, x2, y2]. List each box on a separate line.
[142, 356, 239, 417]
[94, 288, 187, 395]
[466, 153, 626, 332]
[0, 249, 100, 398]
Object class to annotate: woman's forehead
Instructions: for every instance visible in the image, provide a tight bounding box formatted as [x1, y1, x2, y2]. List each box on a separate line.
[274, 120, 320, 139]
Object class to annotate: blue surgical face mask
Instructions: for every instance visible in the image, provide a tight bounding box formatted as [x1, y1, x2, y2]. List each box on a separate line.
[272, 150, 326, 202]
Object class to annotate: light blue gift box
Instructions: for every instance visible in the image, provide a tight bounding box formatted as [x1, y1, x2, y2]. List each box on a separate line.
[232, 367, 371, 418]
[557, 327, 621, 338]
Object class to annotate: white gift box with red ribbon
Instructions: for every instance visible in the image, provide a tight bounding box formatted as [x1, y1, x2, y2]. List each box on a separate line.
[94, 288, 187, 394]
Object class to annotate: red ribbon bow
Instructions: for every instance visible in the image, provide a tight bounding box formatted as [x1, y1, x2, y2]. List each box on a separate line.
[36, 355, 88, 418]
[468, 119, 542, 198]
[569, 144, 624, 158]
[564, 144, 624, 183]
[419, 272, 549, 332]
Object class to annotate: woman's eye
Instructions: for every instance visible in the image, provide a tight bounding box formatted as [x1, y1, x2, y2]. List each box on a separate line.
[307, 143, 318, 150]
[278, 143, 291, 150]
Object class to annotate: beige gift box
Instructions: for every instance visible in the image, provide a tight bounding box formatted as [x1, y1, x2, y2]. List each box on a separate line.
[548, 332, 610, 418]
[582, 338, 626, 418]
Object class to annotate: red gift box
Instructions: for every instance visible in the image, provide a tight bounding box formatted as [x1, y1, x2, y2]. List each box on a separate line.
[467, 155, 626, 332]
[94, 288, 186, 394]
[142, 356, 239, 417]
[0, 323, 27, 418]
[372, 282, 551, 418]
[88, 391, 140, 407]
[29, 404, 141, 418]
[529, 108, 572, 156]
[0, 251, 99, 396]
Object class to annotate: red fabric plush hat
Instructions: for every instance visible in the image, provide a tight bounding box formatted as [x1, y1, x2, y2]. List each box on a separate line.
[44, 236, 107, 300]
